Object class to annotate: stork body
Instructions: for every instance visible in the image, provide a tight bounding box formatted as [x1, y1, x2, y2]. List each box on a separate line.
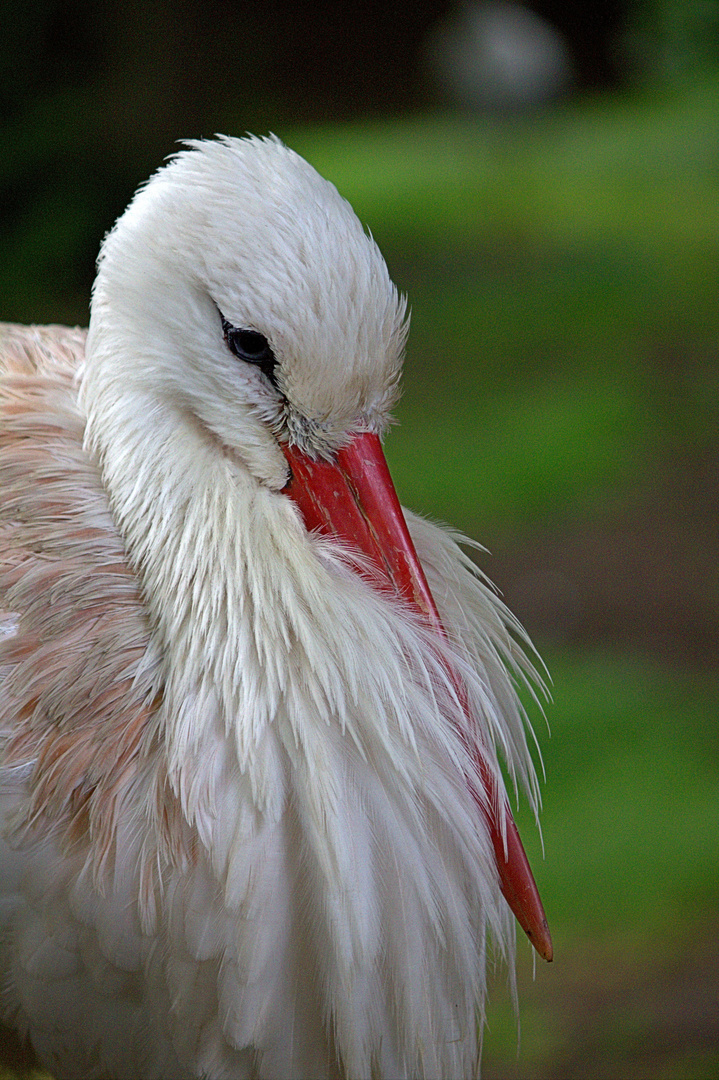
[0, 138, 548, 1079]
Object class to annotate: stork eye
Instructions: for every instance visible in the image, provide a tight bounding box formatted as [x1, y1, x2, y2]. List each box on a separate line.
[230, 329, 270, 361]
[220, 315, 278, 387]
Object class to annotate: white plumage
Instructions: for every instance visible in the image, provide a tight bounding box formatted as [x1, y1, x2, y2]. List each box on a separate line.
[0, 136, 549, 1079]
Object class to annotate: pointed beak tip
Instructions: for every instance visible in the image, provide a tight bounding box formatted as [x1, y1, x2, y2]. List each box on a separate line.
[528, 922, 554, 962]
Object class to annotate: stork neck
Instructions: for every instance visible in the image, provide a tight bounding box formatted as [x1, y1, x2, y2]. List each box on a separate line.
[83, 382, 303, 771]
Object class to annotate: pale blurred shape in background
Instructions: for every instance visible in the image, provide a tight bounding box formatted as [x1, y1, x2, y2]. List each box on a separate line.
[426, 1, 573, 110]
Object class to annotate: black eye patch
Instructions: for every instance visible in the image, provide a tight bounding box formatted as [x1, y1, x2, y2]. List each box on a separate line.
[220, 313, 278, 388]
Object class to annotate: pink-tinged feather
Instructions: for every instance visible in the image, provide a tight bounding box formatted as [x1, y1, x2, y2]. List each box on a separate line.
[0, 325, 188, 886]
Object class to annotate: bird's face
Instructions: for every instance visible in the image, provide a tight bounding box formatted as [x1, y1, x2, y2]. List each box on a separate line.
[88, 136, 407, 490]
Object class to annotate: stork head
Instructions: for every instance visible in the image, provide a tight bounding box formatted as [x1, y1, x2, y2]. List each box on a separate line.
[83, 135, 551, 962]
[85, 135, 407, 489]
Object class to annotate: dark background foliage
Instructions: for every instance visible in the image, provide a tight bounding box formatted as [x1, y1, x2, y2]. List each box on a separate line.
[1, 0, 629, 322]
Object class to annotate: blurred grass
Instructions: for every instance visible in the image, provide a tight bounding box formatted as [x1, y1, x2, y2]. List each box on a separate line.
[285, 77, 719, 538]
[483, 649, 719, 1077]
[516, 651, 719, 941]
[286, 79, 719, 252]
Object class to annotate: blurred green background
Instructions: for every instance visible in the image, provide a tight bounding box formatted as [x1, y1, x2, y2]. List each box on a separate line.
[2, 2, 718, 1077]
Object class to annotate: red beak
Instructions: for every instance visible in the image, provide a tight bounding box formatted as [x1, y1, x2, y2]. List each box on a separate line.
[282, 431, 553, 962]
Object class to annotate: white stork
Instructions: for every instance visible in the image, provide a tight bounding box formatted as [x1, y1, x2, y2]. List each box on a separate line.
[0, 136, 551, 1080]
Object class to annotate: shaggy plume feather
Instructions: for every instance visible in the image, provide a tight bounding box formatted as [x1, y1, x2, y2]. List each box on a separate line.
[0, 137, 545, 1079]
